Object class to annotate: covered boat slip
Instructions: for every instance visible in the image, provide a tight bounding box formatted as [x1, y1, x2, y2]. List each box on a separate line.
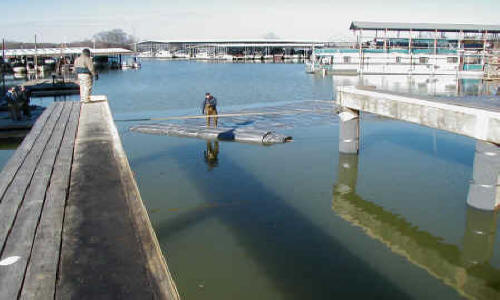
[310, 21, 500, 76]
[0, 100, 179, 299]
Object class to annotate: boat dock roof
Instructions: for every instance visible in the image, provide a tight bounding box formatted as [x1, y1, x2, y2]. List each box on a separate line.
[350, 21, 500, 33]
[3, 47, 133, 57]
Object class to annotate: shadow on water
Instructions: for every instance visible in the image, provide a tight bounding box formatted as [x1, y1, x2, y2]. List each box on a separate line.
[155, 143, 412, 299]
[333, 153, 500, 299]
[360, 119, 475, 167]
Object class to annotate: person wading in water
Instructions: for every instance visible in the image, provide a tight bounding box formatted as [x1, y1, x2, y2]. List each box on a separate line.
[201, 92, 218, 127]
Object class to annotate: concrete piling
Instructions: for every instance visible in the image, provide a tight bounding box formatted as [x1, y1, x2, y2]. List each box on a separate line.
[467, 141, 500, 211]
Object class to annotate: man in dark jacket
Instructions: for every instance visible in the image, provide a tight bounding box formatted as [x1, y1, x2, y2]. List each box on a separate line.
[201, 92, 218, 127]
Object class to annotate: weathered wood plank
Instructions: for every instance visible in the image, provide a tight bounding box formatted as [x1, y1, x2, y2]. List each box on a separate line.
[57, 101, 179, 299]
[20, 102, 80, 299]
[0, 102, 73, 300]
[0, 103, 64, 251]
[0, 104, 56, 202]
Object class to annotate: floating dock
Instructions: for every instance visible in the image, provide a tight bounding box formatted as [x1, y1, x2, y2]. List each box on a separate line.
[0, 99, 179, 298]
[131, 123, 292, 144]
[23, 79, 80, 97]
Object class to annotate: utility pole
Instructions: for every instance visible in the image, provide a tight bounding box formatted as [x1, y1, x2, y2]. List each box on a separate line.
[2, 38, 5, 95]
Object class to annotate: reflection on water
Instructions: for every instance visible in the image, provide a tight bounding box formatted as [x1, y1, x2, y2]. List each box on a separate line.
[333, 153, 500, 299]
[333, 74, 500, 98]
[0, 137, 23, 170]
[203, 141, 219, 170]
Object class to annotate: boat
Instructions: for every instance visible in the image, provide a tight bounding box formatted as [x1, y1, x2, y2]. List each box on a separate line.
[156, 50, 173, 58]
[215, 53, 234, 61]
[12, 63, 26, 74]
[195, 51, 211, 60]
[137, 51, 154, 58]
[173, 50, 190, 59]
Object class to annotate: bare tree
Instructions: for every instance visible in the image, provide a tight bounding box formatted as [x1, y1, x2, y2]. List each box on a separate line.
[263, 32, 280, 40]
[92, 29, 136, 49]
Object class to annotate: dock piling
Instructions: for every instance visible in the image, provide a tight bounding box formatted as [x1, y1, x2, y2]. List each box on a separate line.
[467, 141, 500, 211]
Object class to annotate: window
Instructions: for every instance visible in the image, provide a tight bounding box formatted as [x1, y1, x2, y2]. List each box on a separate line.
[447, 57, 458, 63]
[343, 56, 351, 63]
[419, 57, 429, 64]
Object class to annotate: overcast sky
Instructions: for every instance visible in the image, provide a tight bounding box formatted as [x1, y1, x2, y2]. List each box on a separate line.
[1, 0, 498, 43]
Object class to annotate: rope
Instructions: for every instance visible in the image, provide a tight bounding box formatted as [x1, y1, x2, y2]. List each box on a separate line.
[114, 108, 332, 122]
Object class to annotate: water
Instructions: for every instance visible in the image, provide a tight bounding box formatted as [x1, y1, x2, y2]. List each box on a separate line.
[3, 60, 500, 299]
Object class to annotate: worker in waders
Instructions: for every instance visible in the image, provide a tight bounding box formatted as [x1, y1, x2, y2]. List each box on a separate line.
[201, 92, 218, 127]
[74, 49, 98, 102]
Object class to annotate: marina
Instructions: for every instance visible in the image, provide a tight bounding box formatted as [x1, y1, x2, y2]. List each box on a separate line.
[1, 4, 500, 297]
[135, 39, 325, 61]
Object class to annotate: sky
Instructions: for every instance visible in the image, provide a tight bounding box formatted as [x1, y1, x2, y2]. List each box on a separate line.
[1, 0, 498, 43]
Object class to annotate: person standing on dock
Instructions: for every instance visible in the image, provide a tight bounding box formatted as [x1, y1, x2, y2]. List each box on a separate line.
[74, 49, 98, 102]
[15, 86, 32, 119]
[4, 87, 21, 121]
[201, 92, 218, 127]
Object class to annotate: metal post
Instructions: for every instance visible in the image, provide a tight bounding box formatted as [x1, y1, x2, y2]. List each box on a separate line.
[466, 141, 500, 210]
[383, 28, 387, 53]
[358, 30, 363, 74]
[483, 30, 488, 68]
[34, 34, 38, 79]
[434, 29, 437, 55]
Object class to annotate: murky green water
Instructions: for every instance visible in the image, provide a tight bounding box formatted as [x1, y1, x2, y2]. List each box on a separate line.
[3, 60, 500, 299]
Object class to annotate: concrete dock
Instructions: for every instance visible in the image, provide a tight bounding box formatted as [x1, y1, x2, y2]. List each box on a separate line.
[0, 99, 179, 299]
[336, 86, 500, 210]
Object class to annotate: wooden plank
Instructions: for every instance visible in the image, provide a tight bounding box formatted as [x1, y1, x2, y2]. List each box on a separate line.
[57, 100, 179, 299]
[107, 102, 180, 299]
[20, 102, 80, 299]
[0, 104, 56, 202]
[0, 103, 64, 251]
[0, 102, 73, 300]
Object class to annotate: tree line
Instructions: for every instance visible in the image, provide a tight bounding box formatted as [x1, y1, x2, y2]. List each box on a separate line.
[3, 29, 137, 50]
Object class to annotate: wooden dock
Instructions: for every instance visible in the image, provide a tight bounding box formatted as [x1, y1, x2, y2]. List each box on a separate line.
[23, 79, 80, 97]
[0, 99, 179, 299]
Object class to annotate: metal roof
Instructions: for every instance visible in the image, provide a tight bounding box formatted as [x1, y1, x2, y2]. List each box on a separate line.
[191, 43, 324, 48]
[3, 47, 132, 57]
[350, 21, 500, 33]
[137, 39, 326, 45]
